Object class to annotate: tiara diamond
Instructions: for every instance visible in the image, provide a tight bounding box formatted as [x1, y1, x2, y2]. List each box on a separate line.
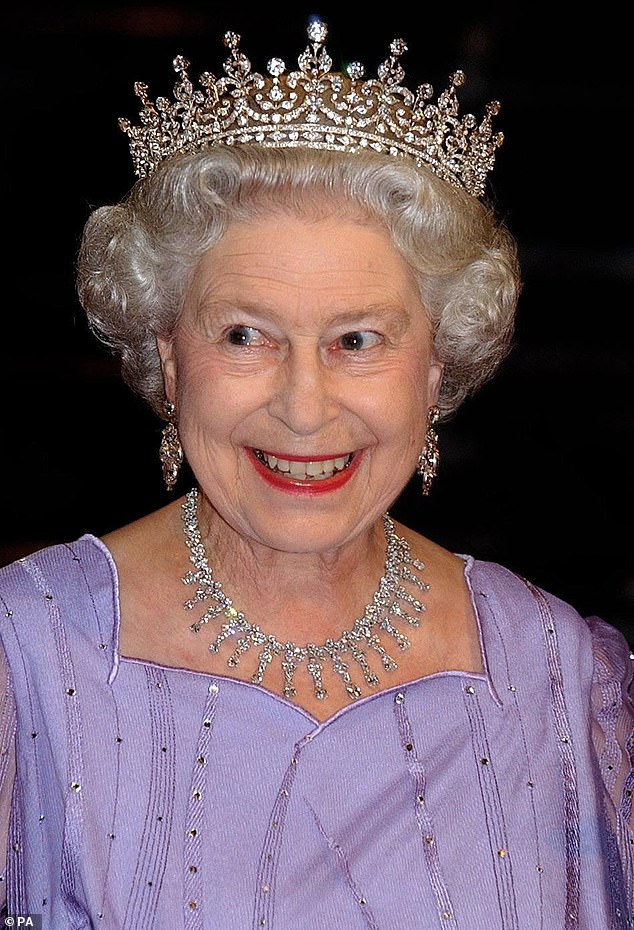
[119, 20, 503, 197]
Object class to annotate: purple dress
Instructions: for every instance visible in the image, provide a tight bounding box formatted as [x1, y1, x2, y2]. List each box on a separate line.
[0, 534, 632, 929]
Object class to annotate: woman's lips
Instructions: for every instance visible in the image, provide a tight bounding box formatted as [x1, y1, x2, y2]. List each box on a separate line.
[253, 449, 353, 481]
[247, 447, 360, 494]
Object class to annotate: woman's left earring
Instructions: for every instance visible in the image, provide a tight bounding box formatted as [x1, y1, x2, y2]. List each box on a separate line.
[416, 405, 441, 496]
[159, 401, 183, 490]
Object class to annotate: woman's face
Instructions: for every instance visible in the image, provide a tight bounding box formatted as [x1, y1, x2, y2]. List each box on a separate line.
[159, 211, 442, 554]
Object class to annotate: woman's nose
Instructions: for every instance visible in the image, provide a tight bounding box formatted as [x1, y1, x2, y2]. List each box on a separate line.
[267, 345, 340, 436]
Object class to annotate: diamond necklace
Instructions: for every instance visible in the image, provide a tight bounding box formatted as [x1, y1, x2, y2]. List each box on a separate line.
[181, 487, 430, 702]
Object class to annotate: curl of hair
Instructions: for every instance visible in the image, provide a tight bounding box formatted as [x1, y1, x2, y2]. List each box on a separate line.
[76, 146, 521, 418]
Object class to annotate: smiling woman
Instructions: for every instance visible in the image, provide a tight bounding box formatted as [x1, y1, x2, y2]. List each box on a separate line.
[0, 18, 632, 930]
[156, 213, 441, 558]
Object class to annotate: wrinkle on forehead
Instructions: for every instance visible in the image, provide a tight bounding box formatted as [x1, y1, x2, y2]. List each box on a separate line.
[187, 215, 423, 324]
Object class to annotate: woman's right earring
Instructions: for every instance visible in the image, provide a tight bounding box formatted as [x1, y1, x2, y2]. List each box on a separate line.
[416, 405, 441, 496]
[159, 401, 183, 490]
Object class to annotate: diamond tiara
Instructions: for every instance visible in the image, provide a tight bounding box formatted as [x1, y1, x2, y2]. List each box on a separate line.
[119, 19, 503, 198]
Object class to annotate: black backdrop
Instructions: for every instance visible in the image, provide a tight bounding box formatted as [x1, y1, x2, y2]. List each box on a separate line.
[3, 2, 633, 645]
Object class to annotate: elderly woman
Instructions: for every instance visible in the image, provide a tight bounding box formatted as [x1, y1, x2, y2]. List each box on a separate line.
[0, 20, 632, 930]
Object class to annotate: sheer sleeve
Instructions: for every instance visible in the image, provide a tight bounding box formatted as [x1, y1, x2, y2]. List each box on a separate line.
[0, 640, 16, 909]
[588, 615, 634, 911]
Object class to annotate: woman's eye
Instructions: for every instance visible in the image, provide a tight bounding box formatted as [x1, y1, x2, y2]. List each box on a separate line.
[225, 325, 266, 347]
[337, 331, 382, 351]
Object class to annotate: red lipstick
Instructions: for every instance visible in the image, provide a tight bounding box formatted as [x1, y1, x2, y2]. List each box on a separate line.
[246, 448, 361, 495]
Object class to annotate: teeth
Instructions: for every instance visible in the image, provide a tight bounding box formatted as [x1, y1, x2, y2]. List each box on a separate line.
[255, 450, 353, 480]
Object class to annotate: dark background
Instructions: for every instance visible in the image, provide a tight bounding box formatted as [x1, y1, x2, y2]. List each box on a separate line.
[2, 3, 633, 645]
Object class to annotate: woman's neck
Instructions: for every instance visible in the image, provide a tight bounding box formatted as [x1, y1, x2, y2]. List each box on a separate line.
[193, 495, 390, 641]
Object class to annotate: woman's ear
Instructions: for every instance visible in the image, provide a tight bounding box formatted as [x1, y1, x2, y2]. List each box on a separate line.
[428, 358, 444, 405]
[157, 336, 177, 404]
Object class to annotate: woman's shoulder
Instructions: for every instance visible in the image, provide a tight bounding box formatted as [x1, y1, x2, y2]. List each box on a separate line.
[0, 533, 120, 678]
[0, 501, 183, 679]
[0, 498, 183, 600]
[0, 533, 120, 658]
[0, 533, 113, 599]
[467, 555, 633, 687]
[392, 520, 582, 633]
[465, 554, 587, 626]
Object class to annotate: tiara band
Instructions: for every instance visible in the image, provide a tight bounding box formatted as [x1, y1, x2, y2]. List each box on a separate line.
[119, 19, 503, 198]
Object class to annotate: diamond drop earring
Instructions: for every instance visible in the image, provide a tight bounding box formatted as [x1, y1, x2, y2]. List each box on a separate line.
[416, 405, 441, 496]
[159, 401, 183, 490]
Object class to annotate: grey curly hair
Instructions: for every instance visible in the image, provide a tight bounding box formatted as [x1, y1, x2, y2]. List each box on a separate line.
[76, 145, 521, 419]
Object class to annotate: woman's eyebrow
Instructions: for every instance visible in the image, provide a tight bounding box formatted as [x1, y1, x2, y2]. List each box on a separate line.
[204, 301, 411, 322]
[194, 293, 415, 334]
[324, 305, 414, 339]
